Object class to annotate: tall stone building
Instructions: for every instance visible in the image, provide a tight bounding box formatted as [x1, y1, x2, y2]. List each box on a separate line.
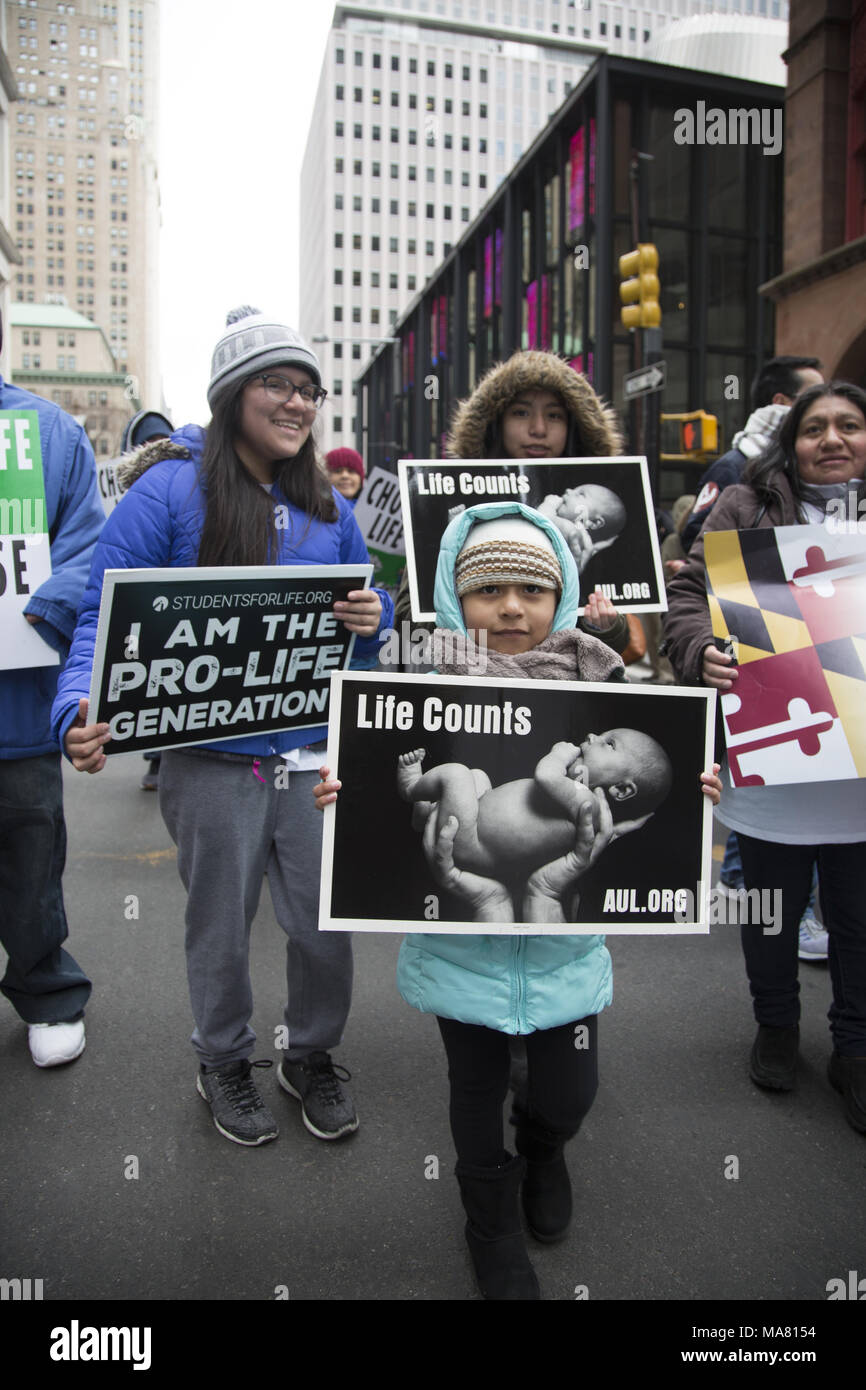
[8, 0, 161, 431]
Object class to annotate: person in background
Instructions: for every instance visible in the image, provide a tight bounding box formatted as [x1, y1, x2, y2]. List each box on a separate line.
[679, 356, 828, 958]
[120, 409, 175, 791]
[0, 320, 105, 1068]
[680, 355, 823, 552]
[326, 447, 365, 506]
[663, 382, 866, 1132]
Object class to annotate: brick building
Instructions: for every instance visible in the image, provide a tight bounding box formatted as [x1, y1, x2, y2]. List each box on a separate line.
[761, 0, 866, 383]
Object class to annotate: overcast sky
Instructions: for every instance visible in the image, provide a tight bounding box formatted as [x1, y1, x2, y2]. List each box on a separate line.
[158, 1, 335, 425]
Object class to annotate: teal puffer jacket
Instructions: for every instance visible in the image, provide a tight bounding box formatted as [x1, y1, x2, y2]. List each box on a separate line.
[396, 500, 615, 1033]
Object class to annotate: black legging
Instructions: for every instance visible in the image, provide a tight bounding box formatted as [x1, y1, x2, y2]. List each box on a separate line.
[436, 1014, 598, 1167]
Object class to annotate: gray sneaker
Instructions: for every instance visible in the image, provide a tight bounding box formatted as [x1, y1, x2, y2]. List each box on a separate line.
[278, 1052, 359, 1139]
[196, 1059, 279, 1146]
[798, 915, 829, 961]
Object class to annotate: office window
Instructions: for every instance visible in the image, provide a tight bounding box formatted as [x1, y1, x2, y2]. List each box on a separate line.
[390, 236, 398, 251]
[427, 60, 435, 75]
[334, 343, 343, 359]
[443, 206, 452, 220]
[462, 64, 470, 79]
[334, 269, 343, 284]
[480, 104, 487, 118]
[352, 307, 361, 323]
[480, 139, 487, 153]
[371, 309, 380, 324]
[372, 125, 380, 140]
[445, 63, 453, 78]
[409, 201, 417, 216]
[353, 270, 362, 286]
[389, 273, 398, 288]
[336, 48, 344, 64]
[334, 232, 343, 247]
[408, 275, 417, 290]
[352, 345, 361, 360]
[335, 121, 344, 136]
[354, 87, 362, 102]
[409, 93, 417, 109]
[408, 165, 417, 180]
[335, 194, 343, 209]
[425, 240, 434, 255]
[409, 58, 417, 73]
[480, 68, 487, 82]
[408, 239, 417, 253]
[444, 134, 452, 148]
[426, 202, 434, 217]
[461, 207, 470, 221]
[354, 123, 362, 138]
[445, 169, 453, 184]
[354, 159, 362, 174]
[353, 234, 362, 249]
[391, 127, 399, 143]
[390, 163, 399, 177]
[353, 196, 362, 211]
[335, 158, 344, 173]
[335, 85, 344, 101]
[373, 53, 381, 68]
[390, 199, 398, 214]
[409, 130, 417, 145]
[354, 51, 363, 65]
[372, 161, 381, 176]
[371, 236, 380, 250]
[391, 92, 399, 106]
[334, 306, 343, 322]
[462, 100, 470, 116]
[371, 272, 380, 287]
[391, 56, 399, 71]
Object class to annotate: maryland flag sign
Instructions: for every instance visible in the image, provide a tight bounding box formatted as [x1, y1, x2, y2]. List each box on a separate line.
[704, 524, 866, 788]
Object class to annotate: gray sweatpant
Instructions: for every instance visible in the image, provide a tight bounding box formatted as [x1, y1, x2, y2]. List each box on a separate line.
[159, 749, 352, 1069]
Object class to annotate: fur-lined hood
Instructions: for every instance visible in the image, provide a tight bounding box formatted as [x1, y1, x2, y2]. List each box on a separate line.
[114, 428, 202, 492]
[446, 351, 624, 460]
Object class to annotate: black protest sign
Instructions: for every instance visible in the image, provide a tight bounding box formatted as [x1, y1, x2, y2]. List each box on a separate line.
[397, 458, 666, 621]
[89, 565, 371, 754]
[320, 672, 715, 934]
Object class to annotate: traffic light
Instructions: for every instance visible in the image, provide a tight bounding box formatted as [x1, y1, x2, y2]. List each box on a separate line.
[680, 411, 718, 456]
[619, 244, 661, 330]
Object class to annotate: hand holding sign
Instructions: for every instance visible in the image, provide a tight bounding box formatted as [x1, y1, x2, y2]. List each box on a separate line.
[65, 697, 111, 774]
[334, 588, 382, 636]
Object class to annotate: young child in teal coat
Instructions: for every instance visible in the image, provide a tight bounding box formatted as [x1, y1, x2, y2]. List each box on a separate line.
[316, 500, 720, 1299]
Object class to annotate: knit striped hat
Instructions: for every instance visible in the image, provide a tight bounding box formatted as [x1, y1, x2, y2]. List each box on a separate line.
[207, 307, 322, 408]
[455, 516, 562, 597]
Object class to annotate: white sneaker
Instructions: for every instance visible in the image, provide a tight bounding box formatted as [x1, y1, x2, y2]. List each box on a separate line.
[798, 916, 829, 962]
[28, 1019, 86, 1068]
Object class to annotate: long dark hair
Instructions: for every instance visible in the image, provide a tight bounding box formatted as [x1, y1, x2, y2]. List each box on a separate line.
[197, 376, 338, 567]
[744, 380, 866, 515]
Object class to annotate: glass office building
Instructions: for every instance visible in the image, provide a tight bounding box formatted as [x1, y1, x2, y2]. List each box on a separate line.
[355, 53, 784, 504]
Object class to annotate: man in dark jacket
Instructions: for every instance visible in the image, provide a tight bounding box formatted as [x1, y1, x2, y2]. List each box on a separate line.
[680, 356, 823, 553]
[0, 362, 104, 1067]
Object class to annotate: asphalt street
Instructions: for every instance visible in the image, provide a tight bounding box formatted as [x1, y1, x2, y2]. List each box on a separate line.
[1, 749, 863, 1313]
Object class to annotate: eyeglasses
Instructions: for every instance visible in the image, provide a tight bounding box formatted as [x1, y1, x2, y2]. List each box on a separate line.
[255, 374, 328, 410]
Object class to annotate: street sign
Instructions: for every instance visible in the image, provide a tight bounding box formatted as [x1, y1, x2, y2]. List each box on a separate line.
[623, 362, 666, 400]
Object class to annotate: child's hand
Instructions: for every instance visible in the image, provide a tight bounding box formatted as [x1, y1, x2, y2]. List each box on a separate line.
[700, 763, 722, 805]
[314, 764, 341, 811]
[582, 591, 618, 632]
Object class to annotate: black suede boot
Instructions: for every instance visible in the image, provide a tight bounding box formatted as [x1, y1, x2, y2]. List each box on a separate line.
[512, 1107, 573, 1244]
[455, 1154, 541, 1300]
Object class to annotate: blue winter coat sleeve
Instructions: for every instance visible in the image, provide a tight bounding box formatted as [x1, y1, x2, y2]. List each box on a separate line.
[23, 413, 105, 655]
[51, 459, 182, 752]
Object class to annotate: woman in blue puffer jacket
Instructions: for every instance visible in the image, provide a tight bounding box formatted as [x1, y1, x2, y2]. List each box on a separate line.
[52, 309, 393, 1149]
[316, 496, 721, 1300]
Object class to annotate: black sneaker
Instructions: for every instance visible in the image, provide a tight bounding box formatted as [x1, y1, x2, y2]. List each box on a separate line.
[749, 1024, 799, 1091]
[277, 1051, 359, 1140]
[196, 1059, 279, 1146]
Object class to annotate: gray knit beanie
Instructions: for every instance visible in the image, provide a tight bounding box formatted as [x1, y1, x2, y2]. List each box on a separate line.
[207, 306, 322, 407]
